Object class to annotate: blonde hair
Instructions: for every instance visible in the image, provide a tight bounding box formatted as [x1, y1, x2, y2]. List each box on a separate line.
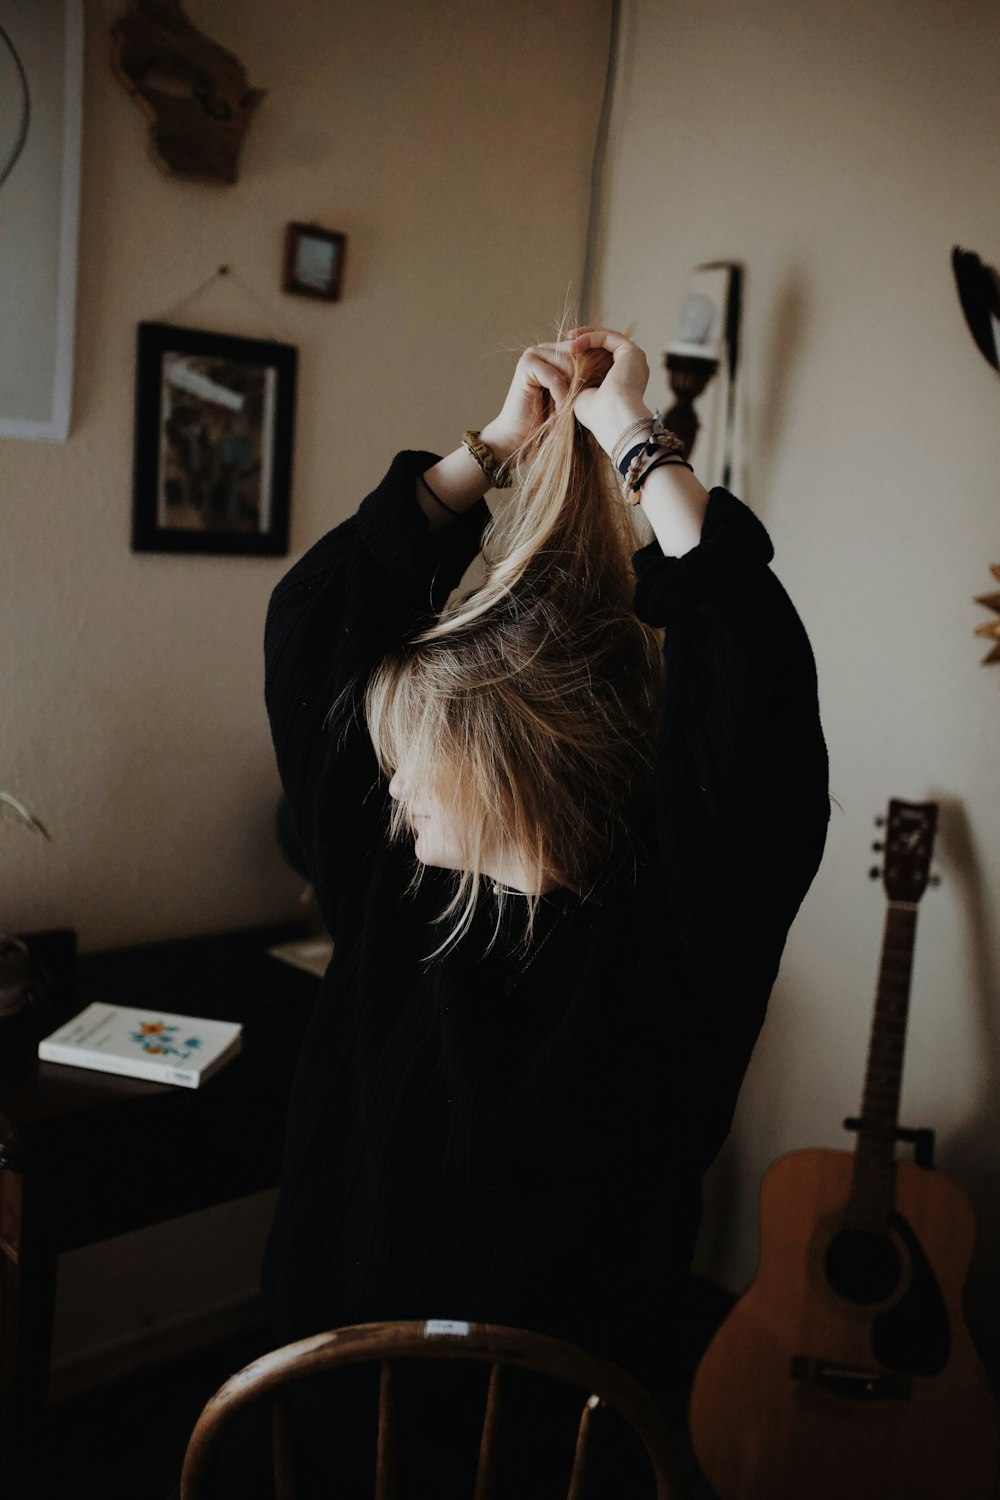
[363, 341, 664, 961]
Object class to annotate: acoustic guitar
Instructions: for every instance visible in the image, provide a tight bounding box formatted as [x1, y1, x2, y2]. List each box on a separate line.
[689, 798, 1000, 1499]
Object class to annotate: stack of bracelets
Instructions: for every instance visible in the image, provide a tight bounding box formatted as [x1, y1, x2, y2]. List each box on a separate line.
[611, 409, 693, 504]
[423, 414, 693, 514]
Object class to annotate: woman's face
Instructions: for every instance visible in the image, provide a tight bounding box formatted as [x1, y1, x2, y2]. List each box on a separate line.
[388, 769, 469, 871]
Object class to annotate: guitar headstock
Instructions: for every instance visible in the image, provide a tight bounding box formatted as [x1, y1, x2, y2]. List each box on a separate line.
[869, 798, 940, 903]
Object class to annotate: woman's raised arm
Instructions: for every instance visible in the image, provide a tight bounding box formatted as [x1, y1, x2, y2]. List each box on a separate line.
[263, 452, 493, 931]
[571, 327, 829, 1064]
[414, 340, 579, 529]
[569, 325, 710, 556]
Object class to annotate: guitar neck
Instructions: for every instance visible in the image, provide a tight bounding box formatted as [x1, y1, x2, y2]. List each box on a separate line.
[848, 903, 919, 1229]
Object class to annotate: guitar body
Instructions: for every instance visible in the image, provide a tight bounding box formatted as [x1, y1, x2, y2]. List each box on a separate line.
[690, 1148, 1000, 1500]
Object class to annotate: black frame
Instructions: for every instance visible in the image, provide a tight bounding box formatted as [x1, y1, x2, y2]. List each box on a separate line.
[282, 221, 346, 301]
[132, 321, 298, 556]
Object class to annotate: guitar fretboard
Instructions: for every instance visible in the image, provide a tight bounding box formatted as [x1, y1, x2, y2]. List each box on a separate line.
[847, 902, 918, 1230]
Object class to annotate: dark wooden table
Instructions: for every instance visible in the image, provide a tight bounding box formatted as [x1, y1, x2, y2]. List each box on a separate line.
[0, 923, 321, 1499]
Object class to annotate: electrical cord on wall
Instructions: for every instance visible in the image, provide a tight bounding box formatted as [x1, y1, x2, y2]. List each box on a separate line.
[578, 0, 622, 325]
[576, 7, 745, 493]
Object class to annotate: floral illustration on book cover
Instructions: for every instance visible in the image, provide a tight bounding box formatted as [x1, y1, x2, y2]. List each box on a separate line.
[131, 1020, 204, 1061]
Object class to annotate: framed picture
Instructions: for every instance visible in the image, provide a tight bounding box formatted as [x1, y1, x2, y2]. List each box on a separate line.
[132, 321, 298, 556]
[0, 0, 83, 441]
[282, 221, 346, 301]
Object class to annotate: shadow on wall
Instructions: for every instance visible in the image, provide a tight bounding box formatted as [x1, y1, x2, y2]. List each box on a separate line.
[929, 790, 1000, 1385]
[754, 268, 811, 500]
[692, 966, 841, 1292]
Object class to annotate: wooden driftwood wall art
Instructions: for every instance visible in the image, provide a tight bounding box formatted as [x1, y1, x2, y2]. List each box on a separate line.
[110, 0, 265, 183]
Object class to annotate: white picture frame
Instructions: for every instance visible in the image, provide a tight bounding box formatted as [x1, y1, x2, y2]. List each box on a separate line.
[0, 0, 83, 442]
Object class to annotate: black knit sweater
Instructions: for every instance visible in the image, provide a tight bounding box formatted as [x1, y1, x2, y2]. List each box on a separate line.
[253, 450, 829, 1497]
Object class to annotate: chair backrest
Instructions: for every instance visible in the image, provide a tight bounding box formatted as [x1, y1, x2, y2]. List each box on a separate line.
[180, 1318, 684, 1500]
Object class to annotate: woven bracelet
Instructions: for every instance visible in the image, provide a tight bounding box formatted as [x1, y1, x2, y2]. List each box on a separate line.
[622, 450, 693, 504]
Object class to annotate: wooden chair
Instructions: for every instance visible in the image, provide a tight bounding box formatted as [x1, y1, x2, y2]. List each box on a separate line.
[180, 1318, 686, 1499]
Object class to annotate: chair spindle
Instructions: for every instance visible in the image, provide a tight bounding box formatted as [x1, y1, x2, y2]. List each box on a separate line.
[566, 1394, 602, 1500]
[472, 1362, 503, 1500]
[375, 1359, 396, 1500]
[180, 1320, 681, 1500]
[271, 1390, 298, 1500]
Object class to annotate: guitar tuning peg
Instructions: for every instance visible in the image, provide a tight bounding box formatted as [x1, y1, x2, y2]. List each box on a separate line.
[927, 874, 942, 888]
[869, 866, 882, 880]
[872, 842, 884, 853]
[874, 815, 886, 827]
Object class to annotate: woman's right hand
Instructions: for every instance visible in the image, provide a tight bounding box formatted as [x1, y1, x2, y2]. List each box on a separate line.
[565, 327, 653, 459]
[480, 340, 580, 463]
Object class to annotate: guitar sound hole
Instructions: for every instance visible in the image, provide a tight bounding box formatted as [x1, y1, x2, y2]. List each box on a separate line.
[824, 1229, 902, 1304]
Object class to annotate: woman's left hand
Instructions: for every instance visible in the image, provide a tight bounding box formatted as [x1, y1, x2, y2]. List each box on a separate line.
[565, 327, 652, 457]
[481, 341, 578, 463]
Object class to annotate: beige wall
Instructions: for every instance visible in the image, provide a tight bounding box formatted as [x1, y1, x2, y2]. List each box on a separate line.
[1, 0, 608, 952]
[2, 0, 609, 1379]
[594, 0, 1000, 1343]
[8, 0, 1000, 1389]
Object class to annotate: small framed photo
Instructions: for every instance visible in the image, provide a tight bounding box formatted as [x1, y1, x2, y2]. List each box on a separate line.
[283, 222, 346, 301]
[132, 321, 297, 556]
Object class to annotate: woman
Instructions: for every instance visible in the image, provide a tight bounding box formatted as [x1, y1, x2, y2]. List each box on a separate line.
[196, 327, 828, 1499]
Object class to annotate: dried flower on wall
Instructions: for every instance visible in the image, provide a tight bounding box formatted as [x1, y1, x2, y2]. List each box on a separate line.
[974, 565, 1000, 665]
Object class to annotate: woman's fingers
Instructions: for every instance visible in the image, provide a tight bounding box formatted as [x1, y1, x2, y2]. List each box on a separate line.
[577, 347, 615, 387]
[532, 341, 579, 370]
[488, 329, 648, 457]
[567, 328, 633, 356]
[532, 338, 621, 383]
[571, 330, 648, 394]
[567, 330, 650, 452]
[529, 334, 628, 368]
[512, 333, 641, 418]
[522, 351, 570, 408]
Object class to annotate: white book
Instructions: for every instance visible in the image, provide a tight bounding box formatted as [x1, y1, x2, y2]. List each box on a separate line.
[38, 1002, 243, 1088]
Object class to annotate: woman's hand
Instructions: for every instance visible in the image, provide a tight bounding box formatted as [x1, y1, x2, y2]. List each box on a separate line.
[481, 341, 578, 463]
[565, 327, 653, 459]
[480, 328, 653, 468]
